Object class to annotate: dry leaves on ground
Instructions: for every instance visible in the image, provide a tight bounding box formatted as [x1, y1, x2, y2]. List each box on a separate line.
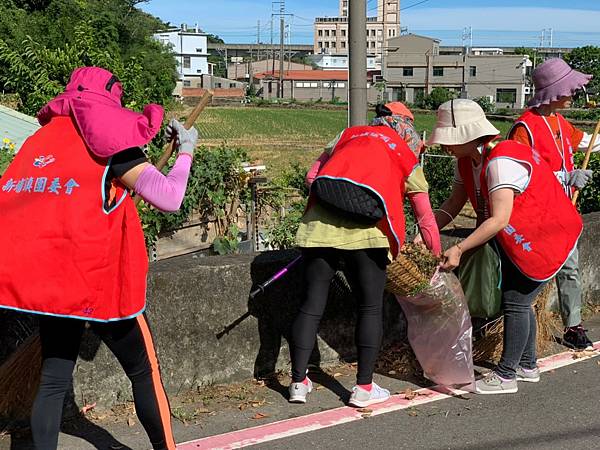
[572, 350, 597, 359]
[80, 403, 96, 415]
[251, 412, 270, 420]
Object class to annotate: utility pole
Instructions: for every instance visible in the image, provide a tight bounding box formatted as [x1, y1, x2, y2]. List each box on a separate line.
[257, 20, 261, 62]
[270, 16, 275, 74]
[349, 0, 367, 126]
[272, 1, 290, 98]
[279, 15, 285, 97]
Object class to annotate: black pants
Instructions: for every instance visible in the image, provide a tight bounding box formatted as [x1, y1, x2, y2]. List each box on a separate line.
[291, 248, 388, 385]
[31, 314, 175, 450]
[495, 247, 545, 379]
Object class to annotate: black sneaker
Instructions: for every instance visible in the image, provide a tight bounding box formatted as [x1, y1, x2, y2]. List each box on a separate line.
[563, 326, 593, 350]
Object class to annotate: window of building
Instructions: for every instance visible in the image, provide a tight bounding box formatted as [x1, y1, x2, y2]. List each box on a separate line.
[318, 30, 323, 37]
[296, 82, 319, 88]
[325, 30, 330, 37]
[403, 67, 414, 77]
[318, 41, 323, 48]
[183, 80, 191, 87]
[371, 41, 375, 48]
[433, 66, 444, 76]
[341, 41, 346, 49]
[496, 88, 517, 103]
[341, 29, 346, 37]
[323, 82, 346, 88]
[215, 82, 222, 88]
[183, 56, 191, 69]
[332, 41, 336, 48]
[325, 41, 330, 48]
[196, 48, 203, 53]
[371, 29, 376, 37]
[230, 83, 236, 88]
[332, 30, 336, 37]
[470, 66, 477, 77]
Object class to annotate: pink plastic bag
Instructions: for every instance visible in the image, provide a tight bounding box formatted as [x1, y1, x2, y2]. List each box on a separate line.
[396, 270, 475, 388]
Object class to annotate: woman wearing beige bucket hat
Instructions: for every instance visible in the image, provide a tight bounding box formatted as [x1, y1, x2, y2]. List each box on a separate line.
[429, 99, 582, 394]
[509, 58, 600, 350]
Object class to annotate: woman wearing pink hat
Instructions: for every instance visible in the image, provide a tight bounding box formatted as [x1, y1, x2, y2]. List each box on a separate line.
[509, 58, 600, 350]
[0, 67, 198, 449]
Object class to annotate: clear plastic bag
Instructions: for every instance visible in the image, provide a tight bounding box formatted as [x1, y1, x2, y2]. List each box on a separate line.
[396, 270, 475, 388]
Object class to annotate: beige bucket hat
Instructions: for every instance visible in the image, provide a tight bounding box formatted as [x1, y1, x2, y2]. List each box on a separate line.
[427, 99, 500, 146]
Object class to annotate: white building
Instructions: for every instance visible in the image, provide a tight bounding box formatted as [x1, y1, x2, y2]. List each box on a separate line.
[314, 0, 401, 69]
[309, 53, 378, 71]
[153, 24, 211, 81]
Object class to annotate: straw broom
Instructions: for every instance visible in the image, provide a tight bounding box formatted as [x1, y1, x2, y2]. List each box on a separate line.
[473, 119, 600, 363]
[0, 92, 213, 420]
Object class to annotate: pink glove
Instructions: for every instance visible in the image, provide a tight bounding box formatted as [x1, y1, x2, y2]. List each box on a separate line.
[408, 192, 442, 256]
[306, 152, 331, 187]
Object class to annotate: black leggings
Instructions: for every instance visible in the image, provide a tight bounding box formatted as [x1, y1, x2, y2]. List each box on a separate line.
[31, 314, 175, 450]
[291, 248, 388, 385]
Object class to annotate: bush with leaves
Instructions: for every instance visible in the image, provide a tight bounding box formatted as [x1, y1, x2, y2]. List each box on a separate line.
[140, 144, 250, 247]
[574, 152, 600, 214]
[474, 96, 496, 113]
[416, 87, 457, 111]
[0, 137, 16, 176]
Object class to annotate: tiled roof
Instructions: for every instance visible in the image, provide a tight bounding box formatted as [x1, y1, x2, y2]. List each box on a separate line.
[0, 105, 40, 152]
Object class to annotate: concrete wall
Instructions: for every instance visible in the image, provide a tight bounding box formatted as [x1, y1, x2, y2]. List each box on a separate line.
[2, 213, 600, 413]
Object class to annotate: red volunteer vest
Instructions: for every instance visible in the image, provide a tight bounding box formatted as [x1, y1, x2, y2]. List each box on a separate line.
[314, 125, 418, 258]
[478, 140, 582, 281]
[458, 156, 488, 226]
[512, 109, 575, 196]
[0, 116, 148, 321]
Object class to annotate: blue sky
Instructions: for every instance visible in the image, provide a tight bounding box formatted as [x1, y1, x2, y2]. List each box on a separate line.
[140, 1, 600, 47]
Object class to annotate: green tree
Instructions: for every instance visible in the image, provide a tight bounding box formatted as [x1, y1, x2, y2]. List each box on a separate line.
[416, 87, 456, 110]
[565, 46, 600, 99]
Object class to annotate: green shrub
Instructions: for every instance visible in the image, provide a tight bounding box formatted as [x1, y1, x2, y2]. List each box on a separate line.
[574, 152, 600, 214]
[0, 137, 16, 176]
[140, 144, 249, 247]
[474, 96, 496, 113]
[415, 87, 456, 110]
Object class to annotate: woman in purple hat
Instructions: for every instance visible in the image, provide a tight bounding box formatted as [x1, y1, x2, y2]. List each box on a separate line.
[509, 58, 600, 351]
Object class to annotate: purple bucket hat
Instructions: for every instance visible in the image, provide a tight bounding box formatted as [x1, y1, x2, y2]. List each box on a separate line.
[528, 58, 592, 108]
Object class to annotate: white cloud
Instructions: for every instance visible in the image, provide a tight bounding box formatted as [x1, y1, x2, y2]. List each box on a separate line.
[402, 7, 600, 32]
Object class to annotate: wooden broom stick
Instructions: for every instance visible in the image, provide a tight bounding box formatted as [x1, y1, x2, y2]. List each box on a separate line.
[134, 90, 213, 205]
[572, 119, 600, 206]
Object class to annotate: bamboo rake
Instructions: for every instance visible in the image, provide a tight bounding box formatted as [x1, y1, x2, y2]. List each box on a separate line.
[133, 90, 213, 205]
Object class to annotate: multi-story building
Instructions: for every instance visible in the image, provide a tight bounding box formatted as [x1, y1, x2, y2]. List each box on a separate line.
[383, 34, 533, 108]
[153, 24, 211, 81]
[314, 0, 400, 69]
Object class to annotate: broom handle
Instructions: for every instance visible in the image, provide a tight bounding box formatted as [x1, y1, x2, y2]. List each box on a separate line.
[134, 91, 213, 205]
[572, 119, 600, 206]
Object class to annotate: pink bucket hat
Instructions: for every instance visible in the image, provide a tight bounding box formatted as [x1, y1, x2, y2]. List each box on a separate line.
[37, 67, 164, 158]
[528, 58, 592, 108]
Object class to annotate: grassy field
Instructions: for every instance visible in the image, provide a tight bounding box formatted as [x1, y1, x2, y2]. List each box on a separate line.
[194, 107, 513, 176]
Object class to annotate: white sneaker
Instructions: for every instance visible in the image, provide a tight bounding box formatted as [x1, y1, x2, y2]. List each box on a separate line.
[475, 372, 518, 395]
[288, 377, 313, 403]
[348, 382, 390, 408]
[516, 366, 540, 383]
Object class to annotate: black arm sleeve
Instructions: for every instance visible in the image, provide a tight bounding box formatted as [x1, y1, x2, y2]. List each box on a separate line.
[110, 147, 148, 179]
